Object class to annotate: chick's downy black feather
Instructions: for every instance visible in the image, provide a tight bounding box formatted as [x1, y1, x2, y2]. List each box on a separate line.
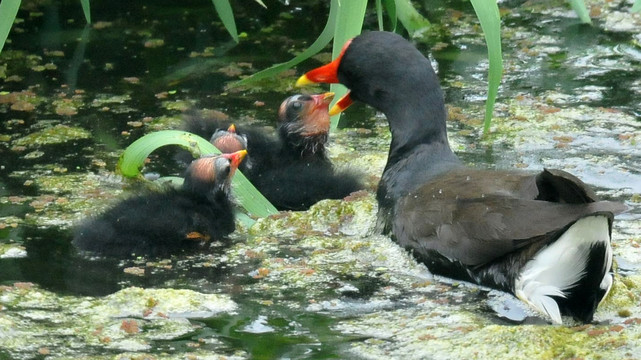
[73, 151, 245, 258]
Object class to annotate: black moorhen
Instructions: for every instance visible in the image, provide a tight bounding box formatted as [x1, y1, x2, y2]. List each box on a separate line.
[73, 150, 246, 258]
[181, 93, 363, 211]
[296, 31, 626, 324]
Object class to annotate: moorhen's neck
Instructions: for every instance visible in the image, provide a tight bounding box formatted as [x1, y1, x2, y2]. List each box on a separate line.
[377, 90, 462, 223]
[340, 33, 463, 208]
[336, 32, 459, 172]
[382, 87, 455, 168]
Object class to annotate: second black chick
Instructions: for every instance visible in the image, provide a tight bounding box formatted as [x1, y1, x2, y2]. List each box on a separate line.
[73, 150, 247, 258]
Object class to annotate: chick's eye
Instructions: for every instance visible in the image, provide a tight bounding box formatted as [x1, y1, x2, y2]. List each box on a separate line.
[214, 158, 232, 176]
[290, 101, 303, 111]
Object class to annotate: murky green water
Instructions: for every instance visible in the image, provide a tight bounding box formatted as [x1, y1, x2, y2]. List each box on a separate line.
[1, 0, 640, 359]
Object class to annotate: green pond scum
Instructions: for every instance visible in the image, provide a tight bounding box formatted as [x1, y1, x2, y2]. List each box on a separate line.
[1, 0, 640, 359]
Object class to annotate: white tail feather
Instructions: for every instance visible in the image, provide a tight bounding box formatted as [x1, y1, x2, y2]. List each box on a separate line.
[515, 216, 611, 324]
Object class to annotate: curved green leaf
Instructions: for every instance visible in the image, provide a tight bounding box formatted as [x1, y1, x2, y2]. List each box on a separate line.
[212, 0, 239, 43]
[117, 130, 278, 218]
[0, 0, 21, 54]
[469, 0, 503, 134]
[632, 0, 641, 12]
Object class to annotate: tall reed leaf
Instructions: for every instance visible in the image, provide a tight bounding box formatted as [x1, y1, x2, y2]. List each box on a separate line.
[632, 0, 641, 12]
[230, 0, 340, 87]
[382, 0, 398, 32]
[568, 0, 591, 23]
[469, 0, 503, 134]
[394, 0, 431, 36]
[0, 0, 21, 54]
[212, 0, 239, 43]
[118, 130, 278, 218]
[330, 0, 367, 129]
[80, 0, 91, 23]
[376, 0, 384, 30]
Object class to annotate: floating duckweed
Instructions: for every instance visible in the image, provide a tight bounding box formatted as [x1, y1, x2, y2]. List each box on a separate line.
[23, 150, 44, 159]
[91, 94, 132, 107]
[145, 114, 184, 131]
[144, 38, 165, 48]
[13, 124, 91, 147]
[161, 99, 195, 111]
[0, 244, 26, 258]
[0, 285, 238, 357]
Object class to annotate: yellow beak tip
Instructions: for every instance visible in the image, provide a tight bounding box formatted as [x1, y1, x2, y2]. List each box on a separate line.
[295, 75, 313, 87]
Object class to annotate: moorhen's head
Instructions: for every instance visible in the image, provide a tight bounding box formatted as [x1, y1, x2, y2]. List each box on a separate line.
[182, 150, 247, 196]
[277, 92, 334, 155]
[210, 124, 248, 154]
[296, 31, 440, 117]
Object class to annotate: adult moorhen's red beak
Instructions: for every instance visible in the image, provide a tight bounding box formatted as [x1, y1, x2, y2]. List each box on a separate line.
[296, 39, 354, 116]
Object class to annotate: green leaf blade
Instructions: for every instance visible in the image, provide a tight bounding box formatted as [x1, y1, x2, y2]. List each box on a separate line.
[469, 0, 503, 134]
[0, 0, 21, 54]
[394, 0, 431, 36]
[212, 0, 239, 42]
[80, 0, 91, 24]
[376, 0, 384, 31]
[383, 0, 398, 32]
[230, 0, 340, 87]
[330, 0, 368, 130]
[568, 0, 592, 24]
